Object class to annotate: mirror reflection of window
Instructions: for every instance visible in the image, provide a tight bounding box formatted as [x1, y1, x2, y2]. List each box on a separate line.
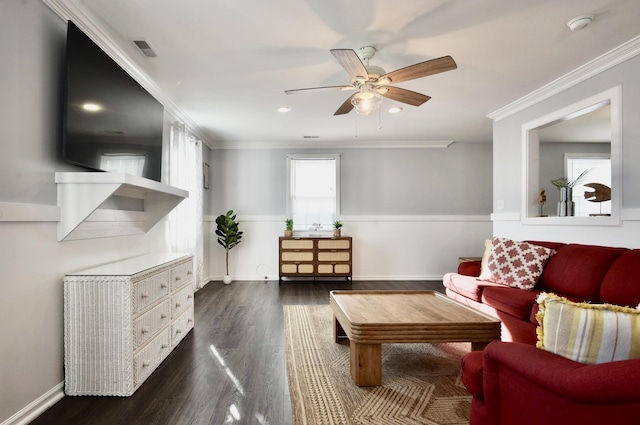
[565, 155, 611, 216]
[100, 153, 147, 176]
[522, 85, 621, 224]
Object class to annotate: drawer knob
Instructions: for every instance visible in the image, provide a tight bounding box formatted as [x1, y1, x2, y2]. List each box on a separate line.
[141, 291, 149, 298]
[161, 344, 168, 349]
[176, 302, 182, 308]
[160, 313, 168, 319]
[188, 318, 193, 323]
[142, 360, 150, 368]
[187, 270, 193, 275]
[175, 276, 182, 281]
[176, 329, 182, 334]
[141, 326, 150, 333]
[187, 294, 193, 299]
[161, 283, 168, 288]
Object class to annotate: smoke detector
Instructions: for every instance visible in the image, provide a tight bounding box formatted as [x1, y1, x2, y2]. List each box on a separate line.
[567, 15, 593, 31]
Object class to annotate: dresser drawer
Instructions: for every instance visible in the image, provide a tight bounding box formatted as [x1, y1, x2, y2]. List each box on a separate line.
[133, 300, 170, 351]
[318, 239, 350, 250]
[281, 251, 314, 262]
[171, 284, 194, 319]
[170, 259, 194, 290]
[317, 251, 350, 262]
[132, 271, 171, 313]
[281, 239, 313, 250]
[133, 327, 171, 387]
[171, 308, 194, 347]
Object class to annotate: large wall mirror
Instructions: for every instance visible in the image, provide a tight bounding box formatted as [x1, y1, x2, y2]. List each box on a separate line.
[522, 86, 621, 225]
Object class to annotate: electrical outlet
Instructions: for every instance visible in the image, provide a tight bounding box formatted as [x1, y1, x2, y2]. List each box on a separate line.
[497, 200, 505, 210]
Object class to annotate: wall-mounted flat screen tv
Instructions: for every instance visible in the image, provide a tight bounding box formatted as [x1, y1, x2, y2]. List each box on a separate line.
[63, 21, 164, 182]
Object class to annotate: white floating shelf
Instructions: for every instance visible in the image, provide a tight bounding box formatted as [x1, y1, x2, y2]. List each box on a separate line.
[55, 172, 188, 241]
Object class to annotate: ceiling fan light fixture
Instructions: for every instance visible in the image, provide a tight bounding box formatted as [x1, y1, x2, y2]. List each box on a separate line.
[351, 92, 383, 115]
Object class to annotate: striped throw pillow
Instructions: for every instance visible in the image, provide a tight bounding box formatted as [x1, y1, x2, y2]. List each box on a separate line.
[536, 293, 640, 364]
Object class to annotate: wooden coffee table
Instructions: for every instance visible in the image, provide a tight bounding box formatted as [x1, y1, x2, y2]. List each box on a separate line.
[329, 290, 501, 386]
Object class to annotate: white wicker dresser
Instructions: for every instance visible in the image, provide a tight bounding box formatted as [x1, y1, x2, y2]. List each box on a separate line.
[63, 253, 194, 396]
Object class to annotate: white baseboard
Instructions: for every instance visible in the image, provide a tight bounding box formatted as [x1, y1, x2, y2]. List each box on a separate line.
[203, 275, 444, 282]
[1, 382, 64, 425]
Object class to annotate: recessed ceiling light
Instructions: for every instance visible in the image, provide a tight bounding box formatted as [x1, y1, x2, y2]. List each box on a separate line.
[388, 107, 403, 114]
[82, 103, 102, 112]
[277, 107, 291, 113]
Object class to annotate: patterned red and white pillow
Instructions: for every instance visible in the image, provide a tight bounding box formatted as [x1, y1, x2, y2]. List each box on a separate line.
[481, 237, 555, 290]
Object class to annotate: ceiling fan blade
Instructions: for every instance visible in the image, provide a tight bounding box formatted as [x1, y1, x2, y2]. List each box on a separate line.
[285, 85, 353, 95]
[330, 49, 369, 80]
[381, 55, 457, 84]
[334, 94, 356, 115]
[379, 86, 431, 106]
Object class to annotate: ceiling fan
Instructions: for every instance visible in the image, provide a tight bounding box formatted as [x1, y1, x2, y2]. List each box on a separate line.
[285, 46, 457, 116]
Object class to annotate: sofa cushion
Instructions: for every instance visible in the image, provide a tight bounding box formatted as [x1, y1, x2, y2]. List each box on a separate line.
[480, 237, 555, 290]
[536, 293, 640, 364]
[600, 250, 640, 307]
[482, 286, 540, 320]
[442, 273, 504, 302]
[480, 238, 492, 277]
[539, 244, 627, 301]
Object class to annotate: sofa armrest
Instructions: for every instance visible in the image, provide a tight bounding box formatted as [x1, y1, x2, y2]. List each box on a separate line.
[461, 350, 484, 399]
[458, 260, 481, 276]
[484, 341, 640, 404]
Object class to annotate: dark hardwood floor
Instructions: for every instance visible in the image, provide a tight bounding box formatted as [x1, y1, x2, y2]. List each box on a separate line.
[32, 279, 444, 425]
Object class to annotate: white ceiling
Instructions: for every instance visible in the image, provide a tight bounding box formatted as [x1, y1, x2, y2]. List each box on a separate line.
[50, 0, 640, 148]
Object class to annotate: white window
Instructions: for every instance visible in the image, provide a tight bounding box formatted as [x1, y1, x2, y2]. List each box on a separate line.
[286, 154, 340, 233]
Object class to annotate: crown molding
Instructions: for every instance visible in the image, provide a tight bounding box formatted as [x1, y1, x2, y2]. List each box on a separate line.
[207, 140, 454, 150]
[42, 0, 214, 148]
[488, 35, 640, 121]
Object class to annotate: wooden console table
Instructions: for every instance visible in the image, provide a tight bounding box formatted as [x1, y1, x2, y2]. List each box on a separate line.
[279, 236, 352, 281]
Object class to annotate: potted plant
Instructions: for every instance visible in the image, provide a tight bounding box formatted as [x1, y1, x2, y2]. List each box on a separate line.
[215, 210, 243, 284]
[333, 220, 343, 237]
[285, 218, 294, 237]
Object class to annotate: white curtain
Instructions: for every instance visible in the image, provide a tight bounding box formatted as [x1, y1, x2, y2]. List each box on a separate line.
[168, 122, 205, 289]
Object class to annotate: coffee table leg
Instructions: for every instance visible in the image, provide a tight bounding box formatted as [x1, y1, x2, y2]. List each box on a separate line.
[333, 315, 347, 343]
[471, 342, 489, 351]
[350, 342, 382, 386]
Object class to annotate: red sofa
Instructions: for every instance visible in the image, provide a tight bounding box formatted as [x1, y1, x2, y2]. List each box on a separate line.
[444, 241, 640, 425]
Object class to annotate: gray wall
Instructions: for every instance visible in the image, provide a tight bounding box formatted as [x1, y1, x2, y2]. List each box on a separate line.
[207, 143, 493, 216]
[0, 3, 172, 423]
[493, 52, 640, 245]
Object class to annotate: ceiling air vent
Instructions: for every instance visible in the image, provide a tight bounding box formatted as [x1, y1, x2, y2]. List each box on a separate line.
[133, 39, 157, 58]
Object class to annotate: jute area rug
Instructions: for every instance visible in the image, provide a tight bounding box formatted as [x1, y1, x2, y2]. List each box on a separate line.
[284, 304, 472, 425]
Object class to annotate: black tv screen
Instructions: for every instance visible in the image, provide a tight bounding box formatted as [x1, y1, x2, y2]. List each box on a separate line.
[63, 21, 164, 182]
